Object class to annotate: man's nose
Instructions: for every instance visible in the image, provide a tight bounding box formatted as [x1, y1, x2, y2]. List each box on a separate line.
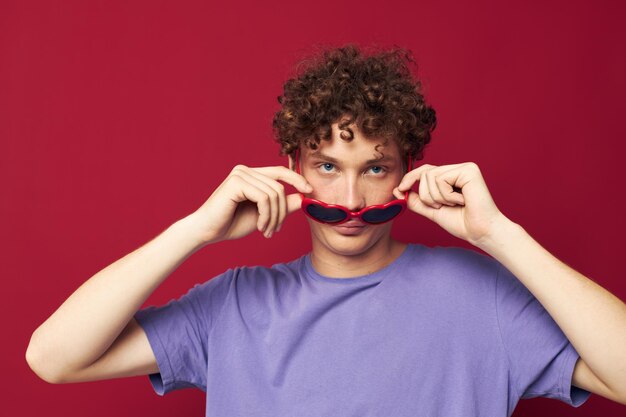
[340, 177, 366, 212]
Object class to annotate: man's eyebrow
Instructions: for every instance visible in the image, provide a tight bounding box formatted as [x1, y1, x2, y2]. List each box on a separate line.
[365, 155, 393, 164]
[309, 152, 394, 164]
[309, 152, 341, 164]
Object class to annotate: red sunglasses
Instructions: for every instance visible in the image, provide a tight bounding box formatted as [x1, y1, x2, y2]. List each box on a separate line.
[294, 149, 412, 225]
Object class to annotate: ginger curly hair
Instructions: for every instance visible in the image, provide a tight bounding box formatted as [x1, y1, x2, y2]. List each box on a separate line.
[272, 44, 437, 163]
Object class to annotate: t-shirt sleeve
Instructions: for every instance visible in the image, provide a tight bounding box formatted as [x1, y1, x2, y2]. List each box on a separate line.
[134, 270, 232, 395]
[494, 261, 592, 407]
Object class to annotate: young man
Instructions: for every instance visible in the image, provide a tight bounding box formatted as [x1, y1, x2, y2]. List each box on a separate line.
[27, 45, 626, 415]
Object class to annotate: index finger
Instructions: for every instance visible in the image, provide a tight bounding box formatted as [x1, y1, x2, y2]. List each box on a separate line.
[251, 166, 313, 193]
[398, 163, 466, 191]
[397, 164, 435, 191]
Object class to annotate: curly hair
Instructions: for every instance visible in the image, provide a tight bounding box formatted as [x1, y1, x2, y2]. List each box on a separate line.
[272, 44, 437, 162]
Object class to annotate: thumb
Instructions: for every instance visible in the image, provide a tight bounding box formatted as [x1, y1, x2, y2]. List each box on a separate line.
[406, 190, 436, 219]
[286, 193, 303, 215]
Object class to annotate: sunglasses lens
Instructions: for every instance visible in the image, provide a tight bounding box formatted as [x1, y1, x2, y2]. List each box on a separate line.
[306, 204, 348, 223]
[361, 204, 403, 224]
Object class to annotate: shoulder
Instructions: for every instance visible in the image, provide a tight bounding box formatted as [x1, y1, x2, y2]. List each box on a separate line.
[236, 255, 303, 278]
[219, 254, 305, 292]
[412, 243, 499, 275]
[400, 244, 501, 299]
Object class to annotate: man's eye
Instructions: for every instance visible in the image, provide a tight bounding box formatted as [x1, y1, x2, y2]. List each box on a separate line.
[320, 163, 335, 172]
[369, 166, 385, 174]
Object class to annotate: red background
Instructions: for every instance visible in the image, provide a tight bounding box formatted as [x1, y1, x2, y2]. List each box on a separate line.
[2, 0, 625, 415]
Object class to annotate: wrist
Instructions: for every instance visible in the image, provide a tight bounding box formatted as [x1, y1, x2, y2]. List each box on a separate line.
[171, 213, 215, 252]
[472, 214, 523, 254]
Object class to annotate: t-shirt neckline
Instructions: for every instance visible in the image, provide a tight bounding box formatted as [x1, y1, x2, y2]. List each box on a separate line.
[302, 243, 417, 284]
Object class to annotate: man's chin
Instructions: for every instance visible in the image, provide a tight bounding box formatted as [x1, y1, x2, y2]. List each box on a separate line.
[315, 225, 386, 256]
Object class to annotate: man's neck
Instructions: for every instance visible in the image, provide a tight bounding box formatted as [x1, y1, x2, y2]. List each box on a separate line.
[310, 237, 407, 278]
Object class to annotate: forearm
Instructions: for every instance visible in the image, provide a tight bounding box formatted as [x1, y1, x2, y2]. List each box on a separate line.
[27, 214, 207, 378]
[475, 216, 626, 398]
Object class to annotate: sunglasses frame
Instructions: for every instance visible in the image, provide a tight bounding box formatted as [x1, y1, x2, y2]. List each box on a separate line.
[294, 149, 412, 225]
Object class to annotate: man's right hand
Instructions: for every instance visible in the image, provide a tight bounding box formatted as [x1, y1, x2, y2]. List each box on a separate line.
[187, 164, 313, 245]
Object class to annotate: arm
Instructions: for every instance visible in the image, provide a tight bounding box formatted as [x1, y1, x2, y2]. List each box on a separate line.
[26, 215, 206, 383]
[26, 165, 311, 384]
[475, 216, 626, 405]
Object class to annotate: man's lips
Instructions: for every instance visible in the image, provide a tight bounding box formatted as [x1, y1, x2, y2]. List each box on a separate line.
[335, 221, 365, 228]
[331, 221, 367, 235]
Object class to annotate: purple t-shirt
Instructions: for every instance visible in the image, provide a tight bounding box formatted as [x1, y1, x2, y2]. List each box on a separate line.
[134, 243, 591, 416]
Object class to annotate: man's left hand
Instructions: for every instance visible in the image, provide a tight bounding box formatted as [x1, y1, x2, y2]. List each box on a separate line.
[392, 162, 507, 246]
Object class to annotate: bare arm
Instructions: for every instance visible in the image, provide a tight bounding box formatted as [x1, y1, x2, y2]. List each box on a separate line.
[26, 215, 205, 383]
[25, 165, 311, 384]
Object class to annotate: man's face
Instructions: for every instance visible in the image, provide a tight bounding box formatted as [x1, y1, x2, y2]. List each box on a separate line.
[292, 121, 405, 257]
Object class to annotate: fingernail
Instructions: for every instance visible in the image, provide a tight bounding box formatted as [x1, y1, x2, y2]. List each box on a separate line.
[305, 184, 313, 192]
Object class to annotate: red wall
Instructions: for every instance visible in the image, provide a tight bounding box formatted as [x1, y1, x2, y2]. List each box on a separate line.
[3, 0, 625, 415]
